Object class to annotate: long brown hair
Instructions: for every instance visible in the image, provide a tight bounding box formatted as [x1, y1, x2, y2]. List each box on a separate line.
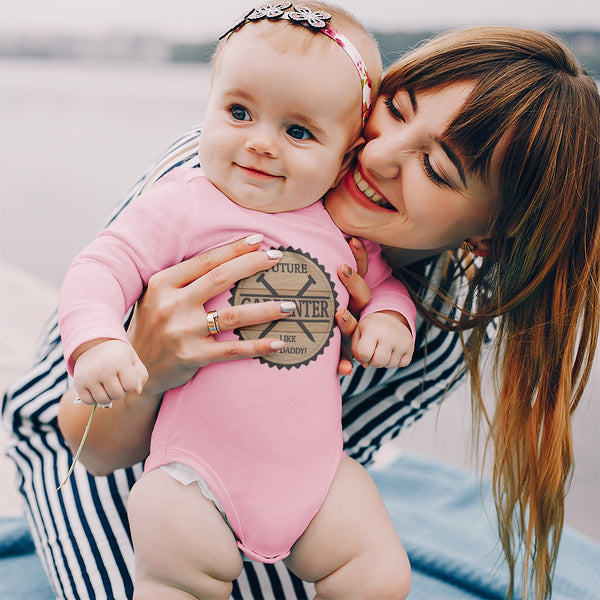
[386, 27, 600, 599]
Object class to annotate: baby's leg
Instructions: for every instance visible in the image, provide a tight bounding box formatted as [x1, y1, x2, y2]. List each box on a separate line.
[285, 456, 410, 600]
[127, 468, 243, 600]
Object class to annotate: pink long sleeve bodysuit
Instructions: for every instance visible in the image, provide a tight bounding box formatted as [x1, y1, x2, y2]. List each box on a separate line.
[58, 168, 416, 563]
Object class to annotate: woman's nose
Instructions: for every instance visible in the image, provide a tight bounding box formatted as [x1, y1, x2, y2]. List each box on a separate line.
[361, 136, 402, 180]
[245, 129, 278, 158]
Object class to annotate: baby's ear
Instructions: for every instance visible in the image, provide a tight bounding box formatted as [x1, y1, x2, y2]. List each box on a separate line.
[333, 136, 365, 188]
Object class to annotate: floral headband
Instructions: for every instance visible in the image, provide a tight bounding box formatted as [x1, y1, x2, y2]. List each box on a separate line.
[219, 2, 373, 126]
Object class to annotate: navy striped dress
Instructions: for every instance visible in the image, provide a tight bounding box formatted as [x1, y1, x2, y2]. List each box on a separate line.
[2, 127, 468, 600]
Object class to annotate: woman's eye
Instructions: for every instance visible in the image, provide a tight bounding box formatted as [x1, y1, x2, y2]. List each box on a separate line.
[287, 125, 313, 140]
[384, 96, 404, 122]
[230, 105, 250, 121]
[422, 154, 446, 187]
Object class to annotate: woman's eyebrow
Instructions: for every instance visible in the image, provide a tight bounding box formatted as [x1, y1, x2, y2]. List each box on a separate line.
[411, 92, 466, 186]
[437, 137, 466, 186]
[412, 90, 466, 187]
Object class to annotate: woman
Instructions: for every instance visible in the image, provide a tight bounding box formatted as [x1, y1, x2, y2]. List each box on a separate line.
[4, 26, 600, 600]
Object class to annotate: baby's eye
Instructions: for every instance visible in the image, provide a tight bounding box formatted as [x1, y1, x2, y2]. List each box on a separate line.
[287, 125, 313, 140]
[230, 105, 250, 121]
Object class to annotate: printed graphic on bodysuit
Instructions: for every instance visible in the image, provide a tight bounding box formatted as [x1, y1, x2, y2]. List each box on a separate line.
[229, 247, 338, 368]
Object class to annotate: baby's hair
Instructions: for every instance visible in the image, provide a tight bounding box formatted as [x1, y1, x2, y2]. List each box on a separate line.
[213, 2, 382, 97]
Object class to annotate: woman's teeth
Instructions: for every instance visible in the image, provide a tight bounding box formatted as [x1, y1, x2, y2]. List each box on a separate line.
[353, 169, 394, 210]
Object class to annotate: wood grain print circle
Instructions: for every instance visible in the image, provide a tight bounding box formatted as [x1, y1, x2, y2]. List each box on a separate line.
[229, 247, 338, 368]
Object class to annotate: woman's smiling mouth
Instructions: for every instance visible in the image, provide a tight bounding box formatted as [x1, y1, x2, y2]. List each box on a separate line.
[352, 167, 395, 211]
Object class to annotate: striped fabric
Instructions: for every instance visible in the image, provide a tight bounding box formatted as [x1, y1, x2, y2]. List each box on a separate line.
[1, 127, 468, 600]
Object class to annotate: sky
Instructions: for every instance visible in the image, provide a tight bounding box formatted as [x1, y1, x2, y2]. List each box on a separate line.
[2, 0, 600, 41]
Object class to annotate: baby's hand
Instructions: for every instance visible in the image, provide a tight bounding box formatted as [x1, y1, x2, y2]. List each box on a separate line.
[351, 311, 414, 369]
[73, 339, 148, 406]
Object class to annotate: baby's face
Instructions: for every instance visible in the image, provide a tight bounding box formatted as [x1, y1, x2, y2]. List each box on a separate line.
[198, 23, 363, 213]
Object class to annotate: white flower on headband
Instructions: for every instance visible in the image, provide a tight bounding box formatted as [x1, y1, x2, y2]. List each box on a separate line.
[226, 3, 334, 37]
[248, 2, 292, 20]
[288, 5, 332, 29]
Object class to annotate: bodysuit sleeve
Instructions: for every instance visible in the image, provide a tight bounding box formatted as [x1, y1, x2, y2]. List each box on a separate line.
[58, 169, 195, 374]
[359, 239, 417, 340]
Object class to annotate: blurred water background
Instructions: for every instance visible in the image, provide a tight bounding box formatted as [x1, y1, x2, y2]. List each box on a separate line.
[0, 58, 211, 286]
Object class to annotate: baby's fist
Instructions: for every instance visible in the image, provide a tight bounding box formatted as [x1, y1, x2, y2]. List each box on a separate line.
[73, 339, 148, 406]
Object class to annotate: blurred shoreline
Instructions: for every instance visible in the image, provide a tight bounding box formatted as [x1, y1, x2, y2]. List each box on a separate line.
[0, 28, 598, 74]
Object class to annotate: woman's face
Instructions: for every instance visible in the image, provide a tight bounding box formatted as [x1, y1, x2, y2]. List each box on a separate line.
[324, 82, 499, 254]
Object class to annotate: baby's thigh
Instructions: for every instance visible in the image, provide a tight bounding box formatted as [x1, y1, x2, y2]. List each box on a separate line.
[128, 468, 243, 594]
[286, 456, 410, 599]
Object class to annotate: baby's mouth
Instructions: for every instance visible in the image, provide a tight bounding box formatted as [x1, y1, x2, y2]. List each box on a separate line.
[353, 168, 395, 210]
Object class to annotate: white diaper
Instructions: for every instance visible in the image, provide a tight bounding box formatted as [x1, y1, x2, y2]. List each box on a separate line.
[161, 462, 251, 561]
[161, 462, 227, 518]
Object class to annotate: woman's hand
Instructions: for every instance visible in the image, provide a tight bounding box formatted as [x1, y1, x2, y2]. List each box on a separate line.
[58, 234, 295, 474]
[128, 234, 295, 395]
[335, 238, 371, 376]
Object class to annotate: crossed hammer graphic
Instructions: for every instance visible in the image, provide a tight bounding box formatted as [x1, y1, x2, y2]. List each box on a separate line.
[255, 272, 318, 342]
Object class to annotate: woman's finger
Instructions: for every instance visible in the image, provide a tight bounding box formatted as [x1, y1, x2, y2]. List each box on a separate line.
[337, 357, 353, 376]
[189, 338, 287, 368]
[185, 249, 283, 304]
[348, 237, 368, 277]
[336, 308, 358, 339]
[335, 308, 357, 376]
[206, 300, 297, 335]
[338, 263, 372, 315]
[153, 234, 266, 289]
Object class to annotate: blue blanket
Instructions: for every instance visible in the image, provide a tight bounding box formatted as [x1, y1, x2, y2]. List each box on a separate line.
[371, 451, 600, 599]
[1, 451, 598, 599]
[0, 516, 54, 599]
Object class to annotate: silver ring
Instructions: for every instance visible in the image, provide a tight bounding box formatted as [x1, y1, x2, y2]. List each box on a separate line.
[206, 310, 221, 335]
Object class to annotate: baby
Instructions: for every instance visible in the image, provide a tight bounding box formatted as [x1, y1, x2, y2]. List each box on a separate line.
[58, 3, 413, 598]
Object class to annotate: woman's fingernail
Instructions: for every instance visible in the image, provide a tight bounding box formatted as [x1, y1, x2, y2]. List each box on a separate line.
[73, 397, 82, 404]
[340, 309, 350, 322]
[266, 249, 283, 260]
[340, 264, 353, 278]
[280, 301, 296, 313]
[269, 340, 286, 351]
[245, 234, 264, 245]
[351, 238, 363, 250]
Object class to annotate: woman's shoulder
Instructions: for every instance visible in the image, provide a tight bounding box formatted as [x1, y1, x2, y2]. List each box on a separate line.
[128, 126, 202, 193]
